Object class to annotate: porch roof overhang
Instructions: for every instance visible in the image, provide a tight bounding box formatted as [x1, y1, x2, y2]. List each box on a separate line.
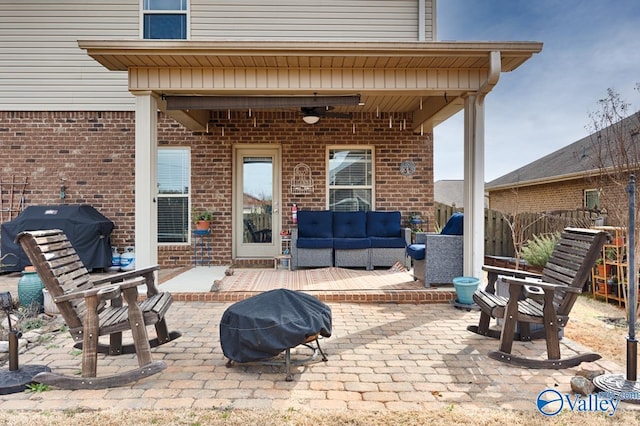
[79, 40, 542, 133]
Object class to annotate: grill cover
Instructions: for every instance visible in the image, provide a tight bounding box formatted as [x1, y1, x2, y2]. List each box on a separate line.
[1, 204, 114, 272]
[220, 289, 332, 363]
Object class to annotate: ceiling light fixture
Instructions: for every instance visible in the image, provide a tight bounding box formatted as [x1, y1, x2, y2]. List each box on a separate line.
[302, 114, 320, 125]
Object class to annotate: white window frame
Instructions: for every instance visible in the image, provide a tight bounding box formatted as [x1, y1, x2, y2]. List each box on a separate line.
[326, 146, 375, 211]
[157, 147, 191, 245]
[584, 188, 600, 210]
[140, 0, 190, 40]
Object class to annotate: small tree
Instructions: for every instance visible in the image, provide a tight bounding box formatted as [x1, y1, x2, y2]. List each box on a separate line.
[585, 85, 640, 316]
[499, 186, 547, 269]
[521, 232, 560, 269]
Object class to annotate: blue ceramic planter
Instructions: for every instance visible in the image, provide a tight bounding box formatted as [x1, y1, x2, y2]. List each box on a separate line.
[452, 276, 480, 305]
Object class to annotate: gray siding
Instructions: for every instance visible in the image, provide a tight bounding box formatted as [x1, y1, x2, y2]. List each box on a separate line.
[0, 1, 435, 112]
[0, 1, 138, 111]
[192, 0, 435, 41]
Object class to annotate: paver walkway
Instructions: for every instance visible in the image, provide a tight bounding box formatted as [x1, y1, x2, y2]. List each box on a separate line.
[0, 301, 628, 412]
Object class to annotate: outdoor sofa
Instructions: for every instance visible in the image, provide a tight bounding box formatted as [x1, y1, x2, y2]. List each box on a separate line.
[290, 210, 410, 271]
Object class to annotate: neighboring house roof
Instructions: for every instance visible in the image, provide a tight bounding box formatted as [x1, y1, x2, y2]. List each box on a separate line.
[486, 112, 640, 190]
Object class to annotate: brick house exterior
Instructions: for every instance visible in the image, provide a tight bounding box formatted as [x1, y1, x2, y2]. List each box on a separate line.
[1, 2, 541, 273]
[486, 112, 640, 227]
[1, 109, 431, 267]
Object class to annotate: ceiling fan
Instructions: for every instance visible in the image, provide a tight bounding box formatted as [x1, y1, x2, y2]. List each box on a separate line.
[301, 106, 352, 124]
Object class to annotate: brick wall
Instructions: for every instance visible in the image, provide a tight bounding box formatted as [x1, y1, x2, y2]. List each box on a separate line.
[489, 180, 586, 213]
[488, 177, 628, 225]
[1, 110, 433, 267]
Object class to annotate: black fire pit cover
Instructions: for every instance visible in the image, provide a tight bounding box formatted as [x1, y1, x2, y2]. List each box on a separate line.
[220, 289, 332, 363]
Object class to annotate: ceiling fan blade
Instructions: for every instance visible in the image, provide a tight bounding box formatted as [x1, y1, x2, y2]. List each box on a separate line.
[300, 106, 350, 119]
[324, 112, 352, 119]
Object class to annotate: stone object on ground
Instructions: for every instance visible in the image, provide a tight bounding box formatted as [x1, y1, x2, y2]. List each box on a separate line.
[21, 330, 42, 344]
[576, 364, 605, 382]
[0, 338, 27, 353]
[571, 375, 596, 395]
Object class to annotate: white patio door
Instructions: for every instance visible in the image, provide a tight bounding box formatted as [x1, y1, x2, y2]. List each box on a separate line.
[234, 146, 281, 258]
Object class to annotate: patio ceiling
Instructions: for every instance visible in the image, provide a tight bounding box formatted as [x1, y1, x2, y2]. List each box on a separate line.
[79, 40, 542, 132]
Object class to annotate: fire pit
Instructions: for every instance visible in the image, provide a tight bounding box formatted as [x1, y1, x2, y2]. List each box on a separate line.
[219, 289, 331, 381]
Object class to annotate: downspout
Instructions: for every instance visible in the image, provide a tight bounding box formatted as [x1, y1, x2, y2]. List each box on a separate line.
[478, 51, 501, 96]
[464, 50, 501, 278]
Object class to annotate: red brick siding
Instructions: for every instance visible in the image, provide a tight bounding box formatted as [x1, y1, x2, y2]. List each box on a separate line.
[1, 110, 433, 267]
[489, 180, 586, 213]
[488, 177, 627, 225]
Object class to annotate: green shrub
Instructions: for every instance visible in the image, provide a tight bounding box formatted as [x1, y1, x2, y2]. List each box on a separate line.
[521, 232, 560, 268]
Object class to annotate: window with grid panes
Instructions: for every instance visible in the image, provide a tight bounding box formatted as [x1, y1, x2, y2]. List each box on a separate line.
[584, 188, 600, 210]
[328, 147, 373, 212]
[157, 148, 190, 243]
[142, 0, 188, 40]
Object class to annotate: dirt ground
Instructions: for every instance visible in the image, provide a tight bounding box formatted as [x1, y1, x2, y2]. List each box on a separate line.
[1, 407, 639, 426]
[1, 295, 639, 425]
[564, 294, 635, 367]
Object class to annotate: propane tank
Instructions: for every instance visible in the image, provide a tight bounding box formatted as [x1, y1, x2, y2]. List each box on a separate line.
[119, 246, 135, 271]
[292, 203, 298, 224]
[108, 246, 121, 272]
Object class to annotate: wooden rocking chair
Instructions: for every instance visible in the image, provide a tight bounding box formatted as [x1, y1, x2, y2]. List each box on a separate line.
[16, 229, 181, 389]
[467, 227, 608, 369]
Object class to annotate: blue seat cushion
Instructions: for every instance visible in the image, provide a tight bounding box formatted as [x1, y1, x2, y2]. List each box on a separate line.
[297, 237, 334, 249]
[298, 210, 333, 238]
[406, 244, 425, 260]
[333, 211, 367, 238]
[366, 211, 401, 237]
[369, 236, 406, 249]
[441, 212, 463, 235]
[333, 238, 370, 250]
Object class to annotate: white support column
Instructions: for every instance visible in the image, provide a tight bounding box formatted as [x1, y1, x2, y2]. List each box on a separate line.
[462, 51, 500, 280]
[463, 94, 486, 279]
[134, 91, 159, 268]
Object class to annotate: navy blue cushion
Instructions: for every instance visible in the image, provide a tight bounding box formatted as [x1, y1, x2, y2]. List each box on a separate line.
[406, 244, 425, 260]
[441, 212, 463, 235]
[297, 237, 334, 249]
[333, 238, 370, 250]
[369, 236, 406, 249]
[333, 211, 366, 238]
[366, 211, 401, 237]
[298, 210, 333, 238]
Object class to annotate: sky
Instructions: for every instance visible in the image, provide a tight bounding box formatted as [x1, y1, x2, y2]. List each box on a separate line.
[434, 0, 640, 183]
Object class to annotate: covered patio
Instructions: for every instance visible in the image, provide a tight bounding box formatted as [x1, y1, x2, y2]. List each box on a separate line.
[78, 40, 543, 279]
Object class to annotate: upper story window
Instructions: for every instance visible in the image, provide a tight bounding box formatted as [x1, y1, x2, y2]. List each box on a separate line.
[142, 0, 188, 40]
[327, 147, 374, 212]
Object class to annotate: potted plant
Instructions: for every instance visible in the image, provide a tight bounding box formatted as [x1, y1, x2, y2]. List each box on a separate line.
[520, 232, 560, 274]
[595, 257, 606, 278]
[193, 208, 214, 230]
[406, 212, 424, 241]
[605, 247, 618, 261]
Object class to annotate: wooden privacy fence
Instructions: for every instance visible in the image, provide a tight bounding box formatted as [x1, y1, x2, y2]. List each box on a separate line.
[434, 202, 602, 257]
